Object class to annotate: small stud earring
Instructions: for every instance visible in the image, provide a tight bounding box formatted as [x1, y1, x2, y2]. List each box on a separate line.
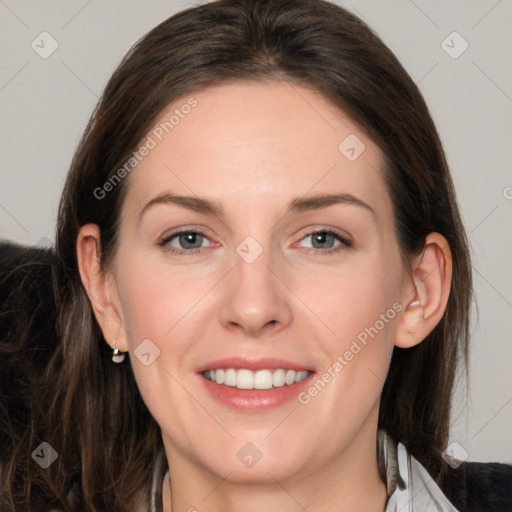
[111, 340, 126, 363]
[409, 300, 421, 308]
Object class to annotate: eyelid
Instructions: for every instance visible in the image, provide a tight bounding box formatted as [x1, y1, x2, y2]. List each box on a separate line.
[159, 224, 216, 241]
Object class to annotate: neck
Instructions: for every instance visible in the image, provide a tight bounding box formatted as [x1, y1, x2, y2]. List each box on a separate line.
[162, 424, 388, 512]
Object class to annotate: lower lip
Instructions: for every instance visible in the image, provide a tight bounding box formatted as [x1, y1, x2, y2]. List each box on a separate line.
[199, 373, 315, 411]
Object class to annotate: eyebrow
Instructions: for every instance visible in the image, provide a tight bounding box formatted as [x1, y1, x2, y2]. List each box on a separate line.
[138, 191, 376, 223]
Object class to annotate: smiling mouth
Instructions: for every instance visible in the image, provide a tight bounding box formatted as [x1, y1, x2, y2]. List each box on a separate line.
[202, 368, 312, 390]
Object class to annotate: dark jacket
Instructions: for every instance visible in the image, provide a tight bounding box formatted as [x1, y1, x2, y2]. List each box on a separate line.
[442, 460, 512, 512]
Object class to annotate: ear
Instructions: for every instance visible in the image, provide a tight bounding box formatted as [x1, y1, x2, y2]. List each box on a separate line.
[395, 232, 452, 348]
[76, 223, 129, 352]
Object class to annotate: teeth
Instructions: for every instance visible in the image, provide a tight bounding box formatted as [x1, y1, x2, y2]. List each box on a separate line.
[204, 368, 310, 389]
[237, 369, 254, 389]
[216, 369, 225, 384]
[272, 368, 286, 387]
[254, 369, 273, 390]
[224, 369, 237, 386]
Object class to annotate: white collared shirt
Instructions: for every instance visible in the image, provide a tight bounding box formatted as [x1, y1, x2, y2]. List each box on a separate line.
[379, 430, 460, 511]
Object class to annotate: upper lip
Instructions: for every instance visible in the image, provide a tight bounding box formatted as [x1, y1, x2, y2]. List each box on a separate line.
[196, 356, 314, 373]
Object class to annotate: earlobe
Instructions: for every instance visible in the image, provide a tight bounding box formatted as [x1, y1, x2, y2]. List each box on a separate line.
[76, 224, 129, 352]
[395, 233, 452, 349]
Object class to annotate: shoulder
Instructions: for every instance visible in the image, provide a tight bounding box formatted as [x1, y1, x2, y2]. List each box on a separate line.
[378, 430, 512, 512]
[441, 460, 512, 512]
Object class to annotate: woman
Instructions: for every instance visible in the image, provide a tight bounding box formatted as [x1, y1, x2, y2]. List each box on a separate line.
[2, 0, 510, 510]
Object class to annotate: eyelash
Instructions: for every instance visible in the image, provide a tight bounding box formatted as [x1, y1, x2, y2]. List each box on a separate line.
[158, 229, 352, 256]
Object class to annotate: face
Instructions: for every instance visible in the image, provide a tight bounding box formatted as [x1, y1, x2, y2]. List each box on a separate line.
[108, 80, 407, 483]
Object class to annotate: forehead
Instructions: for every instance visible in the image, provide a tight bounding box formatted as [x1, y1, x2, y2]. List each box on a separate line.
[122, 80, 390, 222]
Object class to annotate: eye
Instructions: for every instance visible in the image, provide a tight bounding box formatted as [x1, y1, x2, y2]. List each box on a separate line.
[159, 230, 213, 255]
[297, 229, 352, 255]
[158, 228, 352, 256]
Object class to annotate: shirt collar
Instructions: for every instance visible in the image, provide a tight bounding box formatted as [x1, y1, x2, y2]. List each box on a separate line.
[378, 429, 460, 511]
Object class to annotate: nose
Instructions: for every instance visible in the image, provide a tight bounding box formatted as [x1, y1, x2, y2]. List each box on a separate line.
[219, 239, 293, 338]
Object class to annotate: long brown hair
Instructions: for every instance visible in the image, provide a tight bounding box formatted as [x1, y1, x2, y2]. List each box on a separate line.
[1, 0, 472, 510]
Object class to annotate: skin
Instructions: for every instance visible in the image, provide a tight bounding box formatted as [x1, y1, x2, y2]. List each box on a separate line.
[77, 80, 452, 512]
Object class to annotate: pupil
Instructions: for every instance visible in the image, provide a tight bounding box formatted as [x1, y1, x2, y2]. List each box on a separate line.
[181, 233, 201, 248]
[313, 232, 333, 249]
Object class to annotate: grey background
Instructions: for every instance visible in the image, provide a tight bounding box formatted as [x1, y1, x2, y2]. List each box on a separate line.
[0, 0, 511, 463]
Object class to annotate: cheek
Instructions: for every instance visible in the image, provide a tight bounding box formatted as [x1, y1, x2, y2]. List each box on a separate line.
[297, 252, 402, 355]
[116, 252, 211, 342]
[290, 248, 402, 422]
[338, 271, 398, 346]
[113, 254, 214, 443]
[118, 274, 170, 342]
